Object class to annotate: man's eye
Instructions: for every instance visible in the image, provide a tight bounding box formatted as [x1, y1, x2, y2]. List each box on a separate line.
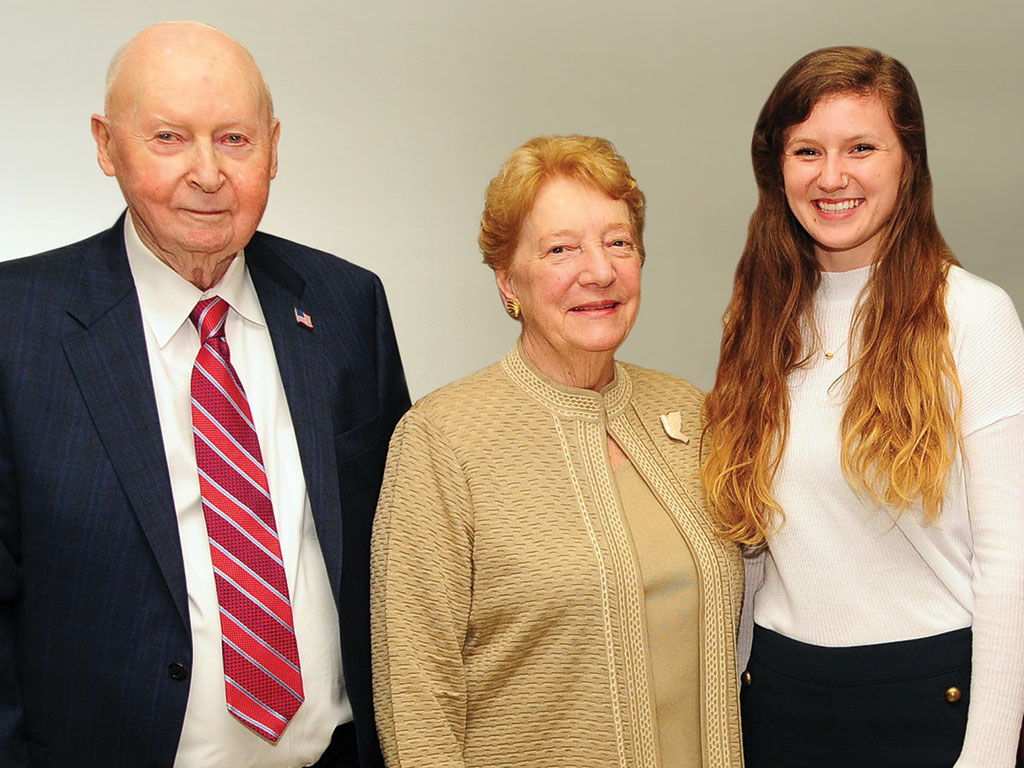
[550, 246, 566, 255]
[156, 132, 176, 141]
[224, 134, 246, 144]
[610, 240, 631, 248]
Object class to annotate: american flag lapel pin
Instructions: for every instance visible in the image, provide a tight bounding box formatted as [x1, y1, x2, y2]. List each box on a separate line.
[294, 307, 314, 329]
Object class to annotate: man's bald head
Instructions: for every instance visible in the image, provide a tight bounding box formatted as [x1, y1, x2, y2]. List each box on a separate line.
[104, 22, 274, 125]
[91, 21, 281, 290]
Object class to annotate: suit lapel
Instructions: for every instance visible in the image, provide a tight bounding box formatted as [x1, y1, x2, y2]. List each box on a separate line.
[62, 217, 189, 626]
[246, 235, 344, 596]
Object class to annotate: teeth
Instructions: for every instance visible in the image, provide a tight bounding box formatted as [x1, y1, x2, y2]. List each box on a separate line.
[816, 199, 861, 213]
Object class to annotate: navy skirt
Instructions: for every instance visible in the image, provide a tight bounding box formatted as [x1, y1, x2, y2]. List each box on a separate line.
[741, 625, 972, 767]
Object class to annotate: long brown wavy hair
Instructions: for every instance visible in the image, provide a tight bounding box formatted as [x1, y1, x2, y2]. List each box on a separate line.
[703, 46, 961, 546]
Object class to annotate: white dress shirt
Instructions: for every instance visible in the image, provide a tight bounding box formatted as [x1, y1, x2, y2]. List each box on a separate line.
[123, 214, 351, 768]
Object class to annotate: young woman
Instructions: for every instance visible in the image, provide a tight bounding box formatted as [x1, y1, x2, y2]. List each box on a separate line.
[704, 46, 1024, 767]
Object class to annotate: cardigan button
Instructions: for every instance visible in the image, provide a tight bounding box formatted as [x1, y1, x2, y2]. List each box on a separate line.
[944, 686, 962, 703]
[742, 671, 752, 686]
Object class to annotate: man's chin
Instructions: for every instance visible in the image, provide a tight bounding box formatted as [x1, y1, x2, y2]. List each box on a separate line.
[175, 233, 243, 260]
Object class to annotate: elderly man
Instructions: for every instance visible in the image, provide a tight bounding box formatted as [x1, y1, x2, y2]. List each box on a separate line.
[0, 22, 408, 768]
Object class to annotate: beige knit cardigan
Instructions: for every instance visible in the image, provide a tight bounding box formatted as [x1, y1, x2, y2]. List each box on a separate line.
[371, 343, 744, 768]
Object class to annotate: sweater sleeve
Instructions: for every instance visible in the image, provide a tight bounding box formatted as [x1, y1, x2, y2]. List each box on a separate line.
[370, 407, 474, 768]
[950, 278, 1024, 767]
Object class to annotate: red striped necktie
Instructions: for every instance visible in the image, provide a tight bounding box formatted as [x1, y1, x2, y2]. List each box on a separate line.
[189, 296, 304, 741]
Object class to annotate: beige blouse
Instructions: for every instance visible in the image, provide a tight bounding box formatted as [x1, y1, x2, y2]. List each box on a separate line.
[371, 343, 744, 767]
[616, 459, 702, 767]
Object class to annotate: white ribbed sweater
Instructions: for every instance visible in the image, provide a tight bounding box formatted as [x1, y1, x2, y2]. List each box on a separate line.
[752, 265, 1024, 767]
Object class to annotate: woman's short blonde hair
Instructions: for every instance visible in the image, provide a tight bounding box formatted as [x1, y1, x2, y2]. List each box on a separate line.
[478, 135, 646, 272]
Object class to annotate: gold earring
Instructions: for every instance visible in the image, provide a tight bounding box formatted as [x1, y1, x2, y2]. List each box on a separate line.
[504, 297, 521, 319]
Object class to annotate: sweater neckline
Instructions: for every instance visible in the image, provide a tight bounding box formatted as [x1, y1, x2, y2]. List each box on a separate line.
[818, 263, 872, 305]
[501, 339, 633, 421]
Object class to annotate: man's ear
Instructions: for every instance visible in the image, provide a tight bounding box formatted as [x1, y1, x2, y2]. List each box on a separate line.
[269, 118, 281, 180]
[91, 115, 118, 178]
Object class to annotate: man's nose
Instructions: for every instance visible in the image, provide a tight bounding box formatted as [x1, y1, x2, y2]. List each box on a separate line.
[187, 141, 225, 192]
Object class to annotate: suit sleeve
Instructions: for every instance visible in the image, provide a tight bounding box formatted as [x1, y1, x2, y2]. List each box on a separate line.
[372, 276, 411, 445]
[370, 409, 473, 768]
[0, 398, 28, 767]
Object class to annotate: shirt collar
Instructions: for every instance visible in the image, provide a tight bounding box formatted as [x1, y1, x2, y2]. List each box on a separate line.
[123, 210, 266, 348]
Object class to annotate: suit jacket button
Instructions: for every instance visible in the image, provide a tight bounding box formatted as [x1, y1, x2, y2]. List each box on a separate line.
[168, 662, 189, 681]
[944, 686, 962, 703]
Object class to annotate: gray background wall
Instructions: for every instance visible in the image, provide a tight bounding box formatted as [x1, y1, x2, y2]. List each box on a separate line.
[2, 0, 1021, 399]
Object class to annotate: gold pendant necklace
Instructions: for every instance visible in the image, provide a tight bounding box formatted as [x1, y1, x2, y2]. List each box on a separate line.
[824, 338, 849, 360]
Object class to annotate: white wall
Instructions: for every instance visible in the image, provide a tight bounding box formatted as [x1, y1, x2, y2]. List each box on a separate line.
[2, 0, 1021, 398]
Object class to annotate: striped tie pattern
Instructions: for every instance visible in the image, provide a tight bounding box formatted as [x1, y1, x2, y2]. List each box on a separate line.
[189, 297, 303, 741]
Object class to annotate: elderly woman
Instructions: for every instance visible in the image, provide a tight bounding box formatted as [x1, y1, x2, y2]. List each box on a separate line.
[370, 135, 744, 767]
[703, 47, 1024, 766]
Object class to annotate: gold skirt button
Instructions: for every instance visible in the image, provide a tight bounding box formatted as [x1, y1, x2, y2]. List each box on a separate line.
[742, 671, 752, 686]
[944, 686, 962, 704]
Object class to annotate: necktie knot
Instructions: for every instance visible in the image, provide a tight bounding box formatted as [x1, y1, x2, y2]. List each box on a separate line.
[190, 296, 230, 345]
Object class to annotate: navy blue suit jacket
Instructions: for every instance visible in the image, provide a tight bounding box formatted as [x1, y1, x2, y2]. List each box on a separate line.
[0, 216, 410, 767]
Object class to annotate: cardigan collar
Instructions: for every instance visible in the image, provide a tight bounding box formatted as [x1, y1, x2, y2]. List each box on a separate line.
[501, 339, 633, 422]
